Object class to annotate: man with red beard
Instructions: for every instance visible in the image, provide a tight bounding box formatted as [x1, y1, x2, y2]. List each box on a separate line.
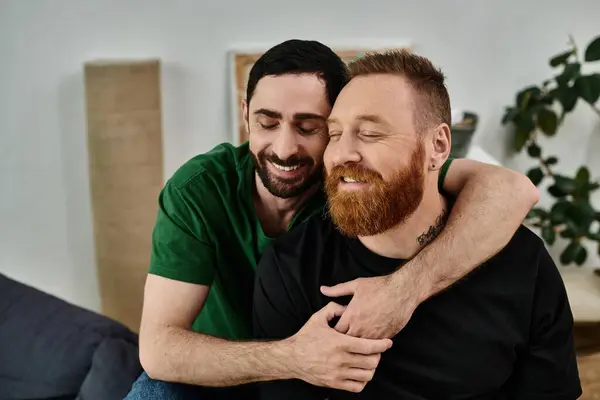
[253, 50, 582, 399]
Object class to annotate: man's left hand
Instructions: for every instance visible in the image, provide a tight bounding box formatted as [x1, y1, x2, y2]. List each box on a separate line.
[320, 272, 424, 339]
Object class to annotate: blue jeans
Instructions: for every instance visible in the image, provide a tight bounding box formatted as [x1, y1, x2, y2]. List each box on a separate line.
[125, 372, 258, 399]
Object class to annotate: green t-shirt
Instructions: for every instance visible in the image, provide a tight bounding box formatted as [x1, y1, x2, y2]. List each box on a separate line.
[149, 141, 453, 340]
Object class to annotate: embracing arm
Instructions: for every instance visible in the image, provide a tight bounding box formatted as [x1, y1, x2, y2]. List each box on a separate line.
[140, 179, 293, 386]
[139, 274, 292, 386]
[405, 158, 540, 301]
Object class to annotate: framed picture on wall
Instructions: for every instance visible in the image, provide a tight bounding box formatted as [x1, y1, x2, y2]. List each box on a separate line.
[228, 41, 412, 145]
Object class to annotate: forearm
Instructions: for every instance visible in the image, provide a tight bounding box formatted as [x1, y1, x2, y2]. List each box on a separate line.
[400, 167, 539, 300]
[140, 325, 292, 387]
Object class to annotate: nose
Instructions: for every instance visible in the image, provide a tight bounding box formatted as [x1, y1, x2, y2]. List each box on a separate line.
[271, 125, 300, 161]
[328, 132, 361, 166]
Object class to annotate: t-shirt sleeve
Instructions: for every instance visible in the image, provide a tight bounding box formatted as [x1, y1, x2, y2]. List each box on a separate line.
[438, 157, 454, 193]
[508, 246, 582, 399]
[148, 179, 217, 285]
[253, 245, 329, 400]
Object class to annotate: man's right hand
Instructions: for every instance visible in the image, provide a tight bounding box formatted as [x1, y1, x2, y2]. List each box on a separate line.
[284, 302, 393, 393]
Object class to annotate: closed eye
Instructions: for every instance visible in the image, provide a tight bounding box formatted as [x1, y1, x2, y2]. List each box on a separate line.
[259, 122, 278, 130]
[298, 126, 322, 135]
[328, 130, 342, 141]
[360, 131, 383, 141]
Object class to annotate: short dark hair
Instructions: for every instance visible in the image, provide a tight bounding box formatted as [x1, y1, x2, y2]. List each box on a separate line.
[348, 49, 451, 133]
[246, 39, 349, 107]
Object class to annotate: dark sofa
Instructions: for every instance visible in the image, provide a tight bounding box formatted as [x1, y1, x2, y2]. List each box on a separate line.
[0, 273, 142, 400]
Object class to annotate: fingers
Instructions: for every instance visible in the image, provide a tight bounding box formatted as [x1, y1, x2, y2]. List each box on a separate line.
[344, 353, 381, 371]
[336, 379, 368, 393]
[343, 335, 393, 355]
[320, 280, 357, 298]
[343, 367, 376, 383]
[333, 312, 350, 334]
[313, 302, 346, 323]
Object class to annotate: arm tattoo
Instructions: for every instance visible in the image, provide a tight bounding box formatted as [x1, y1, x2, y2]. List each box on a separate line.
[417, 209, 448, 247]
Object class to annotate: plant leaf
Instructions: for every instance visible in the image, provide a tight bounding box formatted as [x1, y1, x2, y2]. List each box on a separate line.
[574, 74, 600, 104]
[542, 225, 556, 245]
[556, 63, 581, 86]
[527, 167, 544, 186]
[546, 156, 559, 165]
[554, 175, 577, 194]
[556, 86, 579, 113]
[516, 87, 542, 109]
[514, 128, 530, 152]
[502, 107, 520, 124]
[527, 207, 549, 220]
[560, 241, 581, 265]
[512, 111, 535, 152]
[561, 199, 595, 241]
[550, 200, 571, 224]
[584, 35, 600, 62]
[575, 166, 590, 184]
[575, 245, 588, 266]
[561, 227, 577, 239]
[548, 185, 567, 198]
[537, 108, 558, 136]
[550, 50, 574, 67]
[527, 143, 542, 158]
[586, 182, 600, 193]
[588, 232, 600, 241]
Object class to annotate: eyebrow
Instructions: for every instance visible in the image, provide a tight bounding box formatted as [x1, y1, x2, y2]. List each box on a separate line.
[327, 114, 388, 125]
[356, 114, 386, 124]
[254, 108, 326, 121]
[254, 108, 282, 119]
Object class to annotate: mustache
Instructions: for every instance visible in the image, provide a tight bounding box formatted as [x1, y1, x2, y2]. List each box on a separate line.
[260, 152, 314, 167]
[326, 164, 383, 183]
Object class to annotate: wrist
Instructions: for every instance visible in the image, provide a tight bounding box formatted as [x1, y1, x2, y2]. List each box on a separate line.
[394, 259, 433, 304]
[268, 337, 298, 381]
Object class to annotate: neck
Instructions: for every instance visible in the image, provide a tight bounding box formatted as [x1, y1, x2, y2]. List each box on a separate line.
[253, 173, 319, 236]
[358, 188, 448, 260]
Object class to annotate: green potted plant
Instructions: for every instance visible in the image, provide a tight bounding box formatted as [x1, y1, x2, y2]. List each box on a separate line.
[501, 34, 600, 266]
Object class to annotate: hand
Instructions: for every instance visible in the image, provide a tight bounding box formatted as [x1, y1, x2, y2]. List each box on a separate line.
[285, 302, 393, 393]
[320, 273, 422, 339]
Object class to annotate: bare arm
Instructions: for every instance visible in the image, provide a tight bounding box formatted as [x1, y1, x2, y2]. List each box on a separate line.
[139, 274, 291, 387]
[139, 274, 391, 389]
[402, 158, 540, 301]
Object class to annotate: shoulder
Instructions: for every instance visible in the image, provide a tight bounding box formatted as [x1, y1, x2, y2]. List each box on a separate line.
[160, 142, 251, 211]
[502, 224, 546, 259]
[489, 225, 546, 265]
[168, 142, 251, 190]
[470, 225, 549, 285]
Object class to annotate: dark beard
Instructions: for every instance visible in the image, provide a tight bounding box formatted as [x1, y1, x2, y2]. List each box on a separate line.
[325, 143, 426, 237]
[251, 150, 322, 199]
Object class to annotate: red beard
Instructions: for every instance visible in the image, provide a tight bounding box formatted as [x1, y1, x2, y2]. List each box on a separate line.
[325, 144, 426, 237]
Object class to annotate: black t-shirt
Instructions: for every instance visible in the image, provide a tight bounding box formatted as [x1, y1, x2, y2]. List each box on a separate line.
[253, 214, 582, 399]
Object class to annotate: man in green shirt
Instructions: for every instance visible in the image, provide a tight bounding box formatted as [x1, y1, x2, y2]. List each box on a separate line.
[127, 40, 539, 399]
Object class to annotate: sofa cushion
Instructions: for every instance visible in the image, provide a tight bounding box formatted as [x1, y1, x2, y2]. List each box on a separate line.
[0, 274, 142, 399]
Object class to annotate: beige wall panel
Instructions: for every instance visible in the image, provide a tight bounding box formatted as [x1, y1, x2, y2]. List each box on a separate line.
[84, 60, 163, 332]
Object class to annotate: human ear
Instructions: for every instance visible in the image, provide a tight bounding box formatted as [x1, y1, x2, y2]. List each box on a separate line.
[242, 99, 250, 135]
[429, 123, 451, 170]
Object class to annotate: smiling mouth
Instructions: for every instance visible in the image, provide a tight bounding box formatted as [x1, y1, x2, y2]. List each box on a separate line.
[270, 161, 303, 172]
[341, 176, 366, 183]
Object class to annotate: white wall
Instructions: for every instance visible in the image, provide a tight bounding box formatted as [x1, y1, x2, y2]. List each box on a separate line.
[1, 0, 599, 312]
